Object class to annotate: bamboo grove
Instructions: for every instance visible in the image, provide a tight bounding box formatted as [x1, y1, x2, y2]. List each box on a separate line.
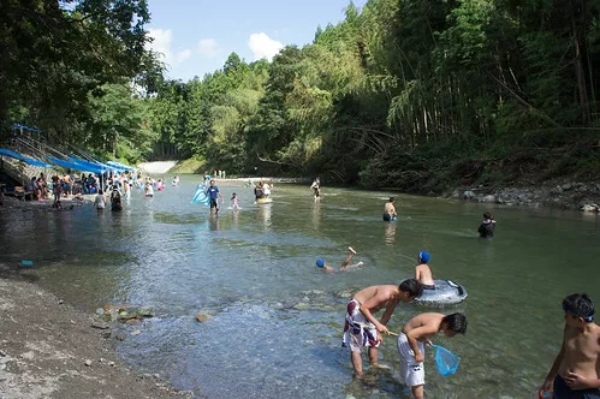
[3, 0, 600, 191]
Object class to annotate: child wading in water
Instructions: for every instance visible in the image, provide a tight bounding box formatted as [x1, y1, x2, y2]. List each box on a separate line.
[230, 192, 240, 210]
[478, 211, 497, 238]
[398, 312, 467, 399]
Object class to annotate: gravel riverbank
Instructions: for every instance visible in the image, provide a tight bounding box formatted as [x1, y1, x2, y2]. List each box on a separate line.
[0, 264, 194, 399]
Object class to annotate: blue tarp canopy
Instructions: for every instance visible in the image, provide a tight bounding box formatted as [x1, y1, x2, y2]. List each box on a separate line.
[0, 148, 51, 168]
[47, 156, 109, 175]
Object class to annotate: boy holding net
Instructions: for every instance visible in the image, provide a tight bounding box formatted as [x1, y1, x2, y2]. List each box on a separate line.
[397, 312, 467, 399]
[342, 279, 424, 378]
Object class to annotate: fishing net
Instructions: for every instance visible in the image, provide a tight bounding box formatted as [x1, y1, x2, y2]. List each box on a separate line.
[433, 345, 460, 376]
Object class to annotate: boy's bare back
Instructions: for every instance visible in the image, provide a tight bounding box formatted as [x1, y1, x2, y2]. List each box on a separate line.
[403, 313, 446, 341]
[354, 285, 399, 312]
[415, 264, 434, 286]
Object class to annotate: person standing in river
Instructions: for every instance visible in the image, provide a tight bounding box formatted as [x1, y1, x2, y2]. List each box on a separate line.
[206, 179, 223, 214]
[342, 279, 424, 378]
[383, 197, 398, 221]
[478, 212, 496, 238]
[310, 177, 321, 202]
[541, 293, 600, 398]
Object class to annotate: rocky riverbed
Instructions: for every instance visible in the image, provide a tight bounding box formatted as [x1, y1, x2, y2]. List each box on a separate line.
[447, 179, 600, 212]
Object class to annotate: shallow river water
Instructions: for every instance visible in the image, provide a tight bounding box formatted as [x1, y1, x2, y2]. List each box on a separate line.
[1, 175, 600, 398]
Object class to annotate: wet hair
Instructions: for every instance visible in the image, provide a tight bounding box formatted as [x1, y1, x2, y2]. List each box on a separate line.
[483, 212, 492, 220]
[399, 278, 424, 299]
[563, 293, 595, 322]
[389, 197, 394, 202]
[442, 313, 468, 334]
[99, 189, 103, 195]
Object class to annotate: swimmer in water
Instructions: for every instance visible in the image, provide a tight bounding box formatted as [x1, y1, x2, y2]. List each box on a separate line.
[316, 246, 364, 273]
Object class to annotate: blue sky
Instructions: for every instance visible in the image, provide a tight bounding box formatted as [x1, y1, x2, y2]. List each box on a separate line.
[146, 0, 368, 82]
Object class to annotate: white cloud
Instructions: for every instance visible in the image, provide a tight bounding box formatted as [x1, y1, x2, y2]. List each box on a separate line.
[146, 28, 192, 68]
[197, 39, 220, 58]
[176, 49, 192, 63]
[248, 33, 284, 61]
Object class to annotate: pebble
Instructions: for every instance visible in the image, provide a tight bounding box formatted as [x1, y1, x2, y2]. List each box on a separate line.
[84, 359, 92, 367]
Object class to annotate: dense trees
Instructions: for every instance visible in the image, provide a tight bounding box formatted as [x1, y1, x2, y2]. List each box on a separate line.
[4, 0, 600, 187]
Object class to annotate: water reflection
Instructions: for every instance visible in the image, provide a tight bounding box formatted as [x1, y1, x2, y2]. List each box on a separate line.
[256, 203, 272, 230]
[384, 221, 396, 245]
[231, 208, 239, 227]
[209, 213, 220, 231]
[312, 201, 321, 230]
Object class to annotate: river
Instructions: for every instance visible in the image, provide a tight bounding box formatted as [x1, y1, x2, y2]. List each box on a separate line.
[1, 175, 599, 398]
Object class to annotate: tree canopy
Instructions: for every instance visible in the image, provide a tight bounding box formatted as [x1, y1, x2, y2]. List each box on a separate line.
[4, 0, 600, 187]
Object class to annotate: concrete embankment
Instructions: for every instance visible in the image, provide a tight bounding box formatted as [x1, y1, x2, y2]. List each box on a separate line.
[137, 161, 177, 174]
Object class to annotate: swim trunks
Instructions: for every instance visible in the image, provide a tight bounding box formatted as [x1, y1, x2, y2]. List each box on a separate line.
[210, 198, 219, 208]
[342, 299, 380, 351]
[554, 374, 600, 399]
[397, 332, 425, 387]
[422, 284, 435, 290]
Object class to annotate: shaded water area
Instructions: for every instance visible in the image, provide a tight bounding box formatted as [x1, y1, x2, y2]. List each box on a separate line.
[1, 175, 600, 398]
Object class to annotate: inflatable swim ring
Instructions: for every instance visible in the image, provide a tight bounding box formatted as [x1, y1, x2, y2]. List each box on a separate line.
[191, 184, 210, 205]
[414, 279, 468, 307]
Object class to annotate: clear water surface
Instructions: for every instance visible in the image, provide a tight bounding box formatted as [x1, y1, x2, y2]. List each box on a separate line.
[1, 175, 599, 398]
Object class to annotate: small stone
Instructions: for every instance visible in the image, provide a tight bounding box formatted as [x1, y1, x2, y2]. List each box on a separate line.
[131, 329, 141, 336]
[195, 312, 211, 323]
[58, 299, 64, 305]
[84, 359, 92, 367]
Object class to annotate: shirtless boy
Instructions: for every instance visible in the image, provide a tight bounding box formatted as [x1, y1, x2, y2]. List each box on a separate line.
[398, 312, 467, 399]
[383, 197, 398, 221]
[415, 251, 435, 290]
[316, 246, 363, 273]
[342, 279, 424, 378]
[541, 293, 600, 398]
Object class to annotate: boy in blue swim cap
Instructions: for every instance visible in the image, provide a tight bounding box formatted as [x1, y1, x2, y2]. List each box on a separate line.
[316, 246, 364, 273]
[415, 251, 435, 290]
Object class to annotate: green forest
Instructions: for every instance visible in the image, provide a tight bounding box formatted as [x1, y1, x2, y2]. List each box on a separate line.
[2, 0, 600, 193]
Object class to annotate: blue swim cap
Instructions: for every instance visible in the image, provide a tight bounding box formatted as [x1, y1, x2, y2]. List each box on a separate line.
[316, 258, 325, 268]
[418, 251, 430, 263]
